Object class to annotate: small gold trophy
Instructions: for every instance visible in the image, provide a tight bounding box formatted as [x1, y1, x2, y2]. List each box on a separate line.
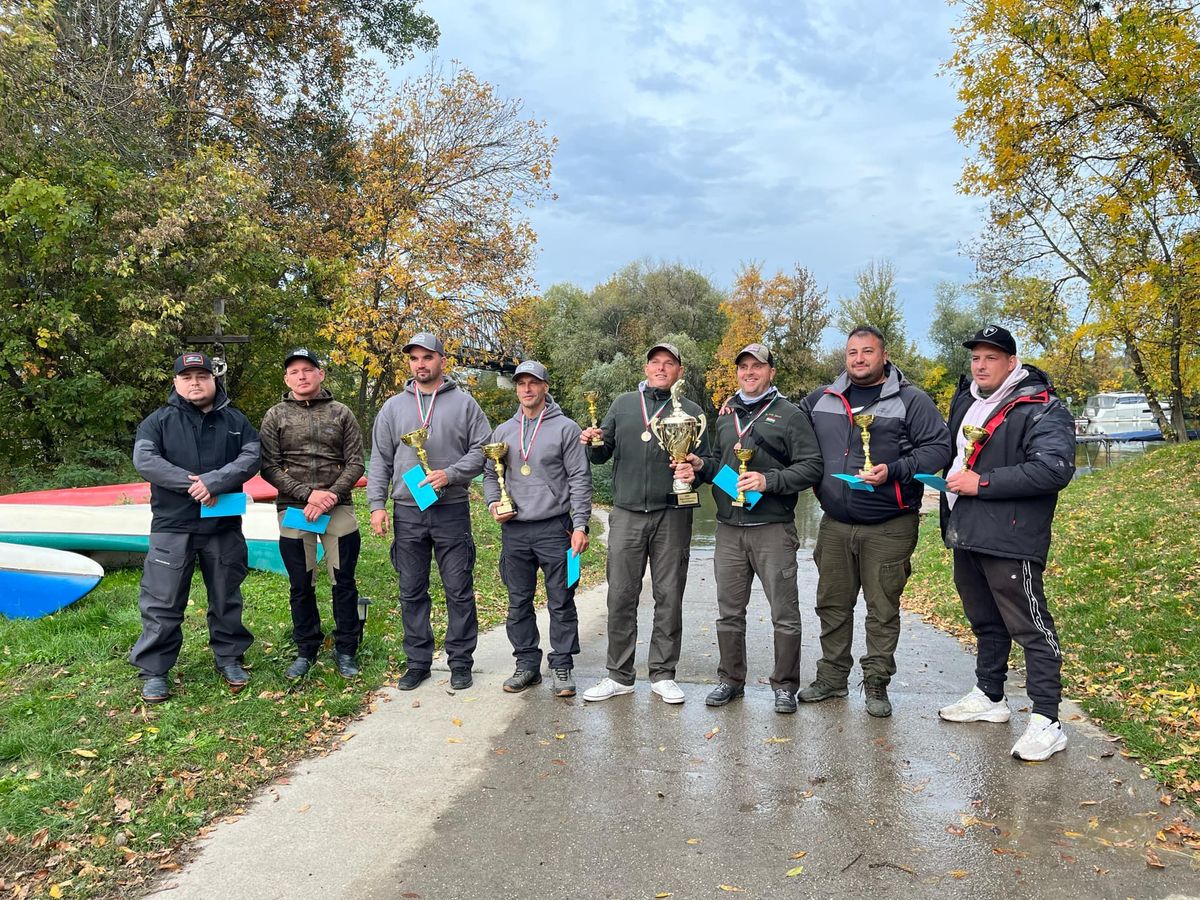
[731, 447, 755, 508]
[961, 425, 989, 471]
[483, 442, 516, 515]
[583, 390, 603, 447]
[853, 414, 875, 475]
[648, 381, 707, 507]
[400, 428, 440, 495]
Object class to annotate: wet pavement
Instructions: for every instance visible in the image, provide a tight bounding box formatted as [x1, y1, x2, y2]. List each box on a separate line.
[153, 512, 1200, 899]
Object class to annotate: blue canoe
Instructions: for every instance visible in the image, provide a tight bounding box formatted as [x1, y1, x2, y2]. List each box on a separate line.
[0, 542, 105, 618]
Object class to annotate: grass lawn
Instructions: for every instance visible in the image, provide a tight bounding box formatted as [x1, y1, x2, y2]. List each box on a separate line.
[904, 441, 1200, 807]
[0, 487, 605, 897]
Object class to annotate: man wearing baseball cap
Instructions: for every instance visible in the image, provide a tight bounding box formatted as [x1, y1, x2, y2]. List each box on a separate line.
[937, 325, 1076, 761]
[676, 343, 823, 713]
[128, 352, 262, 702]
[367, 331, 491, 692]
[483, 360, 592, 697]
[260, 348, 366, 681]
[578, 341, 713, 705]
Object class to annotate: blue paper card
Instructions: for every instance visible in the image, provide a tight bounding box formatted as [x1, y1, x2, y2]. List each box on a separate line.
[401, 464, 439, 511]
[200, 492, 248, 517]
[712, 464, 762, 509]
[832, 473, 875, 492]
[914, 473, 949, 492]
[566, 549, 581, 588]
[282, 506, 331, 533]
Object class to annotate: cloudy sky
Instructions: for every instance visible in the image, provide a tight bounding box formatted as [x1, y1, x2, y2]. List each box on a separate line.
[402, 1, 983, 347]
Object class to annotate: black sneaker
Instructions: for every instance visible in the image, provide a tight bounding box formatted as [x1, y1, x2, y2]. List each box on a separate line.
[334, 653, 360, 678]
[285, 657, 315, 681]
[502, 668, 542, 693]
[798, 681, 849, 703]
[705, 683, 745, 707]
[863, 678, 892, 718]
[774, 689, 798, 714]
[215, 663, 250, 693]
[140, 674, 170, 703]
[450, 667, 473, 690]
[397, 667, 431, 691]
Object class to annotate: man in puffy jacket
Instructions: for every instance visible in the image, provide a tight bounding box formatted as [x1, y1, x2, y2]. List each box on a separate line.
[367, 333, 491, 692]
[798, 326, 952, 717]
[937, 325, 1075, 761]
[260, 348, 366, 681]
[129, 352, 261, 702]
[483, 361, 592, 698]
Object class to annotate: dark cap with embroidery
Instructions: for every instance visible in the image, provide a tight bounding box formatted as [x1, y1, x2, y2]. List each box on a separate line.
[284, 348, 322, 369]
[962, 324, 1017, 355]
[174, 352, 214, 374]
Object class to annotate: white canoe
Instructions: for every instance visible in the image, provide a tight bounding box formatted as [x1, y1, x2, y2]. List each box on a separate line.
[0, 542, 105, 618]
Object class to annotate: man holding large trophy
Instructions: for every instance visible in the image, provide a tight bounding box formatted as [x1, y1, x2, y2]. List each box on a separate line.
[482, 361, 592, 698]
[799, 326, 952, 717]
[675, 343, 823, 714]
[937, 325, 1075, 761]
[579, 342, 713, 705]
[366, 332, 491, 692]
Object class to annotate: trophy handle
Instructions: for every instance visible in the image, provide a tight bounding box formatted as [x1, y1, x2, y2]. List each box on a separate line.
[695, 414, 707, 445]
[648, 418, 663, 446]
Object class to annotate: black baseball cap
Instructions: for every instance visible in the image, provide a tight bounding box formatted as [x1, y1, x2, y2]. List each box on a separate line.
[963, 325, 1017, 355]
[174, 352, 214, 374]
[284, 348, 322, 368]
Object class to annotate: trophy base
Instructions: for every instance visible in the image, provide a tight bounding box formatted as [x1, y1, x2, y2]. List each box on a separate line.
[730, 498, 746, 508]
[589, 437, 603, 447]
[494, 500, 515, 516]
[671, 491, 699, 508]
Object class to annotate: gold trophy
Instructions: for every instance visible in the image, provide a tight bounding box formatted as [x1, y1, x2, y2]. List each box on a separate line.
[400, 428, 440, 494]
[648, 381, 707, 507]
[961, 425, 989, 471]
[853, 414, 875, 475]
[483, 442, 516, 515]
[731, 447, 755, 508]
[583, 390, 603, 447]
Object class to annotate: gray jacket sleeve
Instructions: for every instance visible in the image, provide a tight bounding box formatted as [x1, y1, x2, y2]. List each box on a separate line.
[444, 400, 490, 485]
[978, 401, 1076, 499]
[892, 389, 953, 481]
[481, 426, 502, 506]
[367, 400, 398, 512]
[132, 413, 193, 492]
[201, 416, 261, 495]
[763, 411, 824, 495]
[562, 422, 593, 530]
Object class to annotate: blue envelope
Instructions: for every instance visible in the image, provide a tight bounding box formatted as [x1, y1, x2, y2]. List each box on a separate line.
[713, 464, 762, 509]
[566, 549, 581, 588]
[832, 473, 875, 492]
[200, 492, 248, 517]
[282, 506, 331, 533]
[401, 464, 439, 511]
[914, 473, 949, 492]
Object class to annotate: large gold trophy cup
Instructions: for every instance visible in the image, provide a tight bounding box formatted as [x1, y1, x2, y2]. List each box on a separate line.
[583, 390, 603, 447]
[961, 425, 989, 471]
[731, 447, 755, 508]
[648, 381, 707, 508]
[853, 414, 875, 476]
[483, 442, 516, 516]
[401, 428, 440, 495]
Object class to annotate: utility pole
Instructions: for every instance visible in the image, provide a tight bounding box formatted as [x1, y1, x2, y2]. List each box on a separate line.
[186, 296, 249, 379]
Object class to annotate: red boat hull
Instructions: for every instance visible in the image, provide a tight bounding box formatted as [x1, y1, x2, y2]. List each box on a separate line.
[0, 475, 366, 506]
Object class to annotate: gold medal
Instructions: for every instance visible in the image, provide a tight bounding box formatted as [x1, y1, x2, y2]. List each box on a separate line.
[520, 464, 532, 476]
[641, 430, 652, 442]
[733, 441, 742, 451]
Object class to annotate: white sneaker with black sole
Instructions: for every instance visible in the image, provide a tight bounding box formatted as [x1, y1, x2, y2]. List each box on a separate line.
[1011, 713, 1067, 761]
[938, 686, 1012, 723]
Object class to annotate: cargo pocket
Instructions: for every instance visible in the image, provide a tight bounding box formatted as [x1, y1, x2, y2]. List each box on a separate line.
[142, 534, 191, 604]
[878, 558, 913, 603]
[218, 533, 248, 583]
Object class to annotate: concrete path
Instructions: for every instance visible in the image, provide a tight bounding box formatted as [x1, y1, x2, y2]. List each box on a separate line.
[153, 517, 1199, 899]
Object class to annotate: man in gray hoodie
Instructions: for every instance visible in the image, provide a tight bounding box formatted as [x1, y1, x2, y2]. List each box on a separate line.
[367, 333, 491, 691]
[483, 361, 592, 697]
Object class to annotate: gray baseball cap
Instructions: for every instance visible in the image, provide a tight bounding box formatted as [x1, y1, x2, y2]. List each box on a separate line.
[646, 342, 681, 363]
[403, 332, 445, 355]
[513, 360, 549, 382]
[736, 342, 773, 365]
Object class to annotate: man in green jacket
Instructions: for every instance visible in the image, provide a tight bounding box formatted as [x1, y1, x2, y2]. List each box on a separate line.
[260, 348, 366, 680]
[677, 343, 823, 713]
[579, 342, 712, 704]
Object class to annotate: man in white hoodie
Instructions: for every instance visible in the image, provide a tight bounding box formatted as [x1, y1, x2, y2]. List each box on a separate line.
[483, 361, 592, 697]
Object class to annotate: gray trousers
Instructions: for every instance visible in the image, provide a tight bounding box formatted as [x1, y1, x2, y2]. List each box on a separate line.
[128, 530, 253, 676]
[714, 521, 803, 693]
[953, 549, 1063, 719]
[500, 514, 580, 670]
[811, 513, 919, 686]
[391, 502, 478, 670]
[605, 505, 693, 684]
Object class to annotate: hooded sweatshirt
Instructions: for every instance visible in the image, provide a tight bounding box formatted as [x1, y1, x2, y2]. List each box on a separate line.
[259, 387, 365, 510]
[482, 398, 592, 529]
[367, 378, 490, 509]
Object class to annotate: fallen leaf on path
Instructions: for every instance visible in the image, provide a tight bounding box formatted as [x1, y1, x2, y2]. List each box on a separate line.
[655, 893, 672, 898]
[1145, 849, 1166, 868]
[961, 816, 995, 829]
[552, 759, 566, 765]
[945, 825, 966, 837]
[786, 866, 804, 877]
[555, 733, 565, 740]
[1079, 800, 1100, 806]
[1063, 831, 1083, 838]
[948, 870, 969, 879]
[705, 727, 720, 740]
[411, 700, 421, 708]
[686, 838, 701, 845]
[451, 718, 462, 727]
[717, 886, 745, 893]
[446, 737, 463, 744]
[493, 747, 508, 755]
[790, 851, 807, 859]
[297, 804, 311, 813]
[1160, 794, 1174, 806]
[947, 751, 960, 761]
[70, 748, 99, 758]
[764, 737, 791, 744]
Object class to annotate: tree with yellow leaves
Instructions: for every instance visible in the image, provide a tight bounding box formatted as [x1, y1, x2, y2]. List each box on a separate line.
[706, 265, 770, 407]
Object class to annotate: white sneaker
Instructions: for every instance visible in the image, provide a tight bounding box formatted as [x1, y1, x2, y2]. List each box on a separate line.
[650, 679, 685, 704]
[938, 686, 1011, 723]
[1011, 713, 1068, 761]
[582, 677, 635, 702]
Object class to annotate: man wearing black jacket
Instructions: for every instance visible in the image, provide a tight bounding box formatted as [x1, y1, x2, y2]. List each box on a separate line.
[799, 326, 952, 717]
[937, 325, 1075, 761]
[129, 352, 262, 703]
[677, 344, 823, 713]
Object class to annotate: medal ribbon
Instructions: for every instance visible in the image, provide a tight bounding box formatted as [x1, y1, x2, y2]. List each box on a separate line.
[733, 391, 779, 440]
[414, 383, 439, 429]
[639, 388, 672, 433]
[519, 407, 547, 466]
